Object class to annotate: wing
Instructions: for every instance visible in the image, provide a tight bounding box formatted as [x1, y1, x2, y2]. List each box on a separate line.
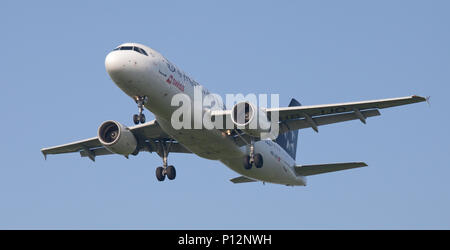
[41, 119, 191, 161]
[267, 95, 426, 133]
[294, 162, 368, 176]
[212, 95, 426, 138]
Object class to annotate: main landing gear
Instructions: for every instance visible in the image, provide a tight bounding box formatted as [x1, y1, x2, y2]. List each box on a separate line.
[133, 96, 148, 125]
[234, 131, 264, 170]
[155, 140, 176, 182]
[243, 142, 263, 170]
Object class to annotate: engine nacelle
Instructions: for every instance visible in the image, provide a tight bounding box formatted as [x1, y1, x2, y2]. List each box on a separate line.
[98, 120, 138, 156]
[230, 101, 271, 138]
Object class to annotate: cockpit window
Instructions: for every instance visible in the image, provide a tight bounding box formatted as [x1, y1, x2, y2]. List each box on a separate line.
[113, 46, 148, 56]
[120, 46, 133, 50]
[133, 46, 148, 56]
[137, 47, 148, 56]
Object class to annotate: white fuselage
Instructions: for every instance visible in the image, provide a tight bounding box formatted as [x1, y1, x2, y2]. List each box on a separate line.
[105, 43, 306, 186]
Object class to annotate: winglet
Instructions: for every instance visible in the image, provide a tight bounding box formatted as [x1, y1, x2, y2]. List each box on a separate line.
[41, 150, 47, 160]
[410, 95, 428, 103]
[426, 96, 431, 107]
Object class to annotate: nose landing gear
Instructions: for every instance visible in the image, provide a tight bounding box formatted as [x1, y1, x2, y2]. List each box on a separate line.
[133, 96, 148, 124]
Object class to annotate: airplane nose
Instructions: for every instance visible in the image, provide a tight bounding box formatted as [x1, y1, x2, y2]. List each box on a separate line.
[105, 52, 123, 77]
[105, 50, 144, 84]
[105, 47, 150, 92]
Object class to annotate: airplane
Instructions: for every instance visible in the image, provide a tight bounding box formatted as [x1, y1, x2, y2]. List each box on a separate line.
[41, 43, 427, 186]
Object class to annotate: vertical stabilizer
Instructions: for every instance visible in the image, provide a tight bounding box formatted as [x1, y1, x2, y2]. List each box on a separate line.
[275, 98, 301, 160]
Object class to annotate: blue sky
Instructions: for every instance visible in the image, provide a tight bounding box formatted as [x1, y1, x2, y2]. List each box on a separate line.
[0, 0, 449, 229]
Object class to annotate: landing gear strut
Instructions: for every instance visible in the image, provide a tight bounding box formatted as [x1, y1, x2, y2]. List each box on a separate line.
[155, 140, 176, 181]
[133, 96, 148, 125]
[243, 141, 263, 170]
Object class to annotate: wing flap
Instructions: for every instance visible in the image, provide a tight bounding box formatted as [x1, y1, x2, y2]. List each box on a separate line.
[295, 162, 368, 176]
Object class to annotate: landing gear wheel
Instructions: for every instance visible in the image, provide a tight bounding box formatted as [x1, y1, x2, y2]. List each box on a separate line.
[166, 165, 176, 180]
[243, 155, 252, 170]
[133, 114, 140, 125]
[139, 114, 146, 124]
[156, 166, 165, 181]
[155, 140, 177, 182]
[254, 153, 263, 168]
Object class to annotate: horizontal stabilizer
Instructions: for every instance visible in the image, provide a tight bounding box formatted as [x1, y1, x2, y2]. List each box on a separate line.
[295, 162, 367, 176]
[230, 176, 257, 184]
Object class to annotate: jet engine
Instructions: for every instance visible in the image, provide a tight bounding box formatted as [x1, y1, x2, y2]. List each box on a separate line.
[98, 120, 138, 156]
[230, 101, 271, 138]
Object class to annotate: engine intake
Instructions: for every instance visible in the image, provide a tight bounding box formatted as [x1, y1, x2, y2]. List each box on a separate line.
[98, 120, 137, 156]
[231, 102, 255, 127]
[230, 101, 271, 137]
